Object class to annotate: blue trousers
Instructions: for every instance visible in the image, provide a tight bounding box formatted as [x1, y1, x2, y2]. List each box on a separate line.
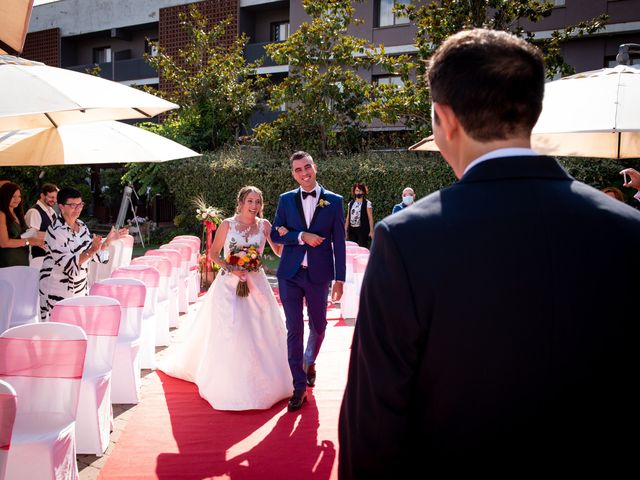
[279, 267, 330, 391]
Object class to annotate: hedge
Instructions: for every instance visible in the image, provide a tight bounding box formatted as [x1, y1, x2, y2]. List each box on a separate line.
[159, 147, 640, 235]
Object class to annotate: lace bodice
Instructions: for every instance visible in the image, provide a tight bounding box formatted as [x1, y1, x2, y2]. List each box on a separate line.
[223, 217, 267, 259]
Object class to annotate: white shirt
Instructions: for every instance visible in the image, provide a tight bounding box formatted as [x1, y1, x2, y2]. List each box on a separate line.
[463, 148, 539, 176]
[24, 200, 57, 230]
[299, 184, 321, 266]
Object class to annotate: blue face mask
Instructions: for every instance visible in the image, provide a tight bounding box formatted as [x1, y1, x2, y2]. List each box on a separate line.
[402, 195, 414, 205]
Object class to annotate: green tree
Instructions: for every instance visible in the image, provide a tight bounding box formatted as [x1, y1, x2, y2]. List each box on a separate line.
[255, 0, 383, 157]
[144, 4, 266, 151]
[368, 0, 608, 139]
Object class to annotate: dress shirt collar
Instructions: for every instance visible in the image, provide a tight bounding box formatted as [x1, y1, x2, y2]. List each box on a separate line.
[464, 148, 539, 176]
[300, 184, 321, 200]
[37, 199, 57, 218]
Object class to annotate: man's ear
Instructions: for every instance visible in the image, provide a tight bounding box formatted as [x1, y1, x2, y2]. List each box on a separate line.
[433, 102, 459, 141]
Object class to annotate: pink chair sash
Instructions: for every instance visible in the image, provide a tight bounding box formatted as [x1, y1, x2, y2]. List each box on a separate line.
[145, 249, 181, 268]
[0, 338, 86, 378]
[130, 256, 172, 277]
[0, 392, 16, 450]
[111, 266, 160, 288]
[90, 283, 146, 308]
[50, 304, 121, 336]
[353, 255, 369, 274]
[164, 242, 192, 261]
[174, 235, 200, 248]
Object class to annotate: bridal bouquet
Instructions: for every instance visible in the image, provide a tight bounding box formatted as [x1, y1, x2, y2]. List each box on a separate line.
[225, 240, 262, 297]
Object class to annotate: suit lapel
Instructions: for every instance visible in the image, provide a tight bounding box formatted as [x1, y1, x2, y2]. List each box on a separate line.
[309, 187, 326, 227]
[294, 189, 307, 227]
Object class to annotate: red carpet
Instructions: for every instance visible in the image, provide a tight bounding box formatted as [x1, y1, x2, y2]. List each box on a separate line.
[98, 296, 354, 480]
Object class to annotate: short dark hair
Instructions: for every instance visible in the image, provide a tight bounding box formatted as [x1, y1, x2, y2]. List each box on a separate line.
[289, 151, 313, 167]
[351, 182, 368, 196]
[428, 28, 545, 141]
[40, 183, 58, 196]
[57, 187, 82, 206]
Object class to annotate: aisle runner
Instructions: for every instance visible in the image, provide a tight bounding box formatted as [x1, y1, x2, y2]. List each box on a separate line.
[98, 294, 354, 480]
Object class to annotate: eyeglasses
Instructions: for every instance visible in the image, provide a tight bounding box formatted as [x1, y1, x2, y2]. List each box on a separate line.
[64, 202, 85, 210]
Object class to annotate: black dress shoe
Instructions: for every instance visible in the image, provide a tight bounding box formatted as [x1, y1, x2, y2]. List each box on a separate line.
[287, 389, 307, 412]
[306, 364, 316, 387]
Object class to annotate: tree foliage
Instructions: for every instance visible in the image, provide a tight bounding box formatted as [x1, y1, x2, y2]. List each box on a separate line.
[367, 0, 608, 138]
[144, 4, 266, 151]
[255, 0, 385, 157]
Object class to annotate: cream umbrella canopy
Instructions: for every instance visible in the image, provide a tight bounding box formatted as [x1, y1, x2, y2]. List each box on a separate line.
[0, 54, 178, 131]
[409, 62, 640, 159]
[0, 121, 200, 166]
[0, 0, 33, 55]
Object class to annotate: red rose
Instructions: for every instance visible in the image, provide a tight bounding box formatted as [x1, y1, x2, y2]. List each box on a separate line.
[229, 256, 239, 265]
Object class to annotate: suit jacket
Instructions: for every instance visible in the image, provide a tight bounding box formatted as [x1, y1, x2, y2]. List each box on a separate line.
[271, 186, 346, 283]
[339, 156, 640, 477]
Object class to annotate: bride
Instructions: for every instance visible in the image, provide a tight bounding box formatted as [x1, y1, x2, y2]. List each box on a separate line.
[158, 186, 292, 410]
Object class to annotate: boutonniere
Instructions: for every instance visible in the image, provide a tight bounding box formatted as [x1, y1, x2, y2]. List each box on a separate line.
[317, 199, 330, 208]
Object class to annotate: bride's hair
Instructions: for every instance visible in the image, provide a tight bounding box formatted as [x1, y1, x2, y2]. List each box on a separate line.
[236, 186, 264, 217]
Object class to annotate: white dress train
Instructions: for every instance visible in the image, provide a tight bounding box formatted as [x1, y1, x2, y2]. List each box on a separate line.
[158, 218, 292, 410]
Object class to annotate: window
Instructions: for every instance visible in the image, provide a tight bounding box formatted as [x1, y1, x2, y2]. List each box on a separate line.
[553, 0, 566, 6]
[376, 0, 410, 28]
[374, 75, 404, 88]
[92, 46, 111, 64]
[145, 39, 159, 57]
[271, 21, 290, 42]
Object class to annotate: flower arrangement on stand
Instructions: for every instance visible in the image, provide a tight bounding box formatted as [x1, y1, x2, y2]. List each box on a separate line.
[192, 196, 223, 290]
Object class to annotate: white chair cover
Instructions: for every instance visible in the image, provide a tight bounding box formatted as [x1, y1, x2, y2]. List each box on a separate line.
[0, 322, 87, 480]
[341, 250, 369, 320]
[87, 239, 124, 289]
[171, 236, 201, 298]
[345, 240, 358, 246]
[158, 245, 190, 314]
[0, 280, 13, 335]
[144, 248, 182, 324]
[0, 266, 39, 328]
[50, 296, 121, 455]
[166, 241, 197, 304]
[0, 380, 17, 480]
[118, 234, 134, 267]
[90, 280, 145, 405]
[111, 263, 165, 366]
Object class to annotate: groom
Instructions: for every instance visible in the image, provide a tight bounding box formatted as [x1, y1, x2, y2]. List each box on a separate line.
[272, 151, 346, 412]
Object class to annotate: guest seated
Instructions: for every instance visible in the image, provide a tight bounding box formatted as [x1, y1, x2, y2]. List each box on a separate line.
[39, 187, 128, 320]
[0, 182, 45, 267]
[601, 186, 625, 202]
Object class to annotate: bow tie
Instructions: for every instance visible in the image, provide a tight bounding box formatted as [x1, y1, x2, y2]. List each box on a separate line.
[302, 190, 317, 199]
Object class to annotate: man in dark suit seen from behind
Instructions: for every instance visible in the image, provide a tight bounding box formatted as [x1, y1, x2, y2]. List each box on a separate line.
[338, 28, 640, 478]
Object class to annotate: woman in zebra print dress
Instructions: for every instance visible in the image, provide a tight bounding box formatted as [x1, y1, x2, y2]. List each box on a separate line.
[39, 186, 128, 321]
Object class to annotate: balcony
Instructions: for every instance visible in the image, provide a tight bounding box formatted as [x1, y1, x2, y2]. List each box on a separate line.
[244, 42, 280, 67]
[67, 57, 157, 83]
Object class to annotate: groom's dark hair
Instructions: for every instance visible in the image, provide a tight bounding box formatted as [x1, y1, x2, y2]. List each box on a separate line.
[289, 151, 313, 167]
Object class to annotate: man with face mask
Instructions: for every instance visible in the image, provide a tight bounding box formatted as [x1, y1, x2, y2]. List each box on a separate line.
[391, 187, 416, 214]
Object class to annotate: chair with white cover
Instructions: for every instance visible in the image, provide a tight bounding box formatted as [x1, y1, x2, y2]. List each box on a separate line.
[0, 266, 39, 328]
[345, 240, 358, 247]
[117, 234, 135, 267]
[122, 259, 171, 352]
[341, 250, 369, 320]
[165, 241, 196, 304]
[171, 235, 201, 297]
[112, 263, 168, 355]
[86, 239, 124, 289]
[0, 379, 17, 480]
[144, 248, 182, 324]
[0, 322, 87, 480]
[90, 279, 145, 404]
[50, 296, 120, 455]
[0, 280, 13, 335]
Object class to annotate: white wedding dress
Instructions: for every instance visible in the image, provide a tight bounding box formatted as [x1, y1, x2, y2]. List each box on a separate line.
[158, 217, 292, 410]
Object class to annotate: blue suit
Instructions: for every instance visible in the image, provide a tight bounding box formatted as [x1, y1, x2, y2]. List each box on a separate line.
[271, 185, 346, 391]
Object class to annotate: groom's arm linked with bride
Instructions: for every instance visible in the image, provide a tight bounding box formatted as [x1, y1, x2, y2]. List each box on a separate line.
[270, 150, 347, 412]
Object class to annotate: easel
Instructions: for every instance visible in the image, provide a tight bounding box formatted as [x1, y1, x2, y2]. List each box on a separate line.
[115, 185, 144, 247]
